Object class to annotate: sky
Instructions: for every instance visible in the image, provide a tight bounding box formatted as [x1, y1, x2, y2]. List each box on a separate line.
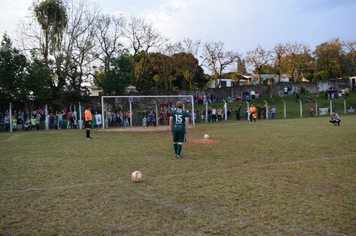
[0, 0, 355, 57]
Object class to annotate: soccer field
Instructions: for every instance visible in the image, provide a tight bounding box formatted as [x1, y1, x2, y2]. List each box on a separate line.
[1, 116, 355, 235]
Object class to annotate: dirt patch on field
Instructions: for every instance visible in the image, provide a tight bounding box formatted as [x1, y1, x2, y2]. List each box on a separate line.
[188, 138, 221, 144]
[97, 126, 194, 132]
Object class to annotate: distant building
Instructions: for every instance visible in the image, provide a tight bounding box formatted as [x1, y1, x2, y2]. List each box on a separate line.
[126, 86, 138, 93]
[85, 85, 138, 96]
[207, 74, 290, 88]
[208, 78, 234, 88]
[243, 74, 290, 84]
[86, 86, 103, 96]
[347, 76, 356, 90]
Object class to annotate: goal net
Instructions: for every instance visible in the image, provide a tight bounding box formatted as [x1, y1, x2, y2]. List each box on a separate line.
[100, 95, 195, 129]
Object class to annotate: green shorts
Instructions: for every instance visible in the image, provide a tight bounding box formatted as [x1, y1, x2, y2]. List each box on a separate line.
[172, 130, 186, 143]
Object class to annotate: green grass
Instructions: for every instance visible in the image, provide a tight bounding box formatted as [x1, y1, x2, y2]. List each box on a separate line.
[189, 92, 356, 120]
[1, 116, 356, 235]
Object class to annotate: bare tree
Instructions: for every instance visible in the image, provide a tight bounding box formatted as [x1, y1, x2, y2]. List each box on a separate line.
[16, 0, 102, 106]
[160, 42, 176, 57]
[245, 45, 273, 84]
[95, 14, 125, 73]
[123, 15, 169, 87]
[343, 39, 356, 73]
[343, 39, 356, 53]
[285, 41, 310, 82]
[60, 0, 101, 89]
[230, 57, 247, 86]
[272, 42, 286, 83]
[175, 38, 201, 57]
[202, 41, 239, 88]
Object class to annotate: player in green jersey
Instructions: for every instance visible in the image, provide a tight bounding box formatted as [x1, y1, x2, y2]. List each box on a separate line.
[170, 101, 189, 158]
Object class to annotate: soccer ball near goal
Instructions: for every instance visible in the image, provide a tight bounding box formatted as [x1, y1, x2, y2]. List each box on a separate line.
[204, 134, 209, 139]
[131, 171, 142, 182]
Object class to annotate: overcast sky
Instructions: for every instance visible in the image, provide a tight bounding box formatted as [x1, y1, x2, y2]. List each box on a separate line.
[1, 0, 355, 55]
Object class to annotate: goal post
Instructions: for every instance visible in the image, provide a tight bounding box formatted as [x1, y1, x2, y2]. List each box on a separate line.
[101, 95, 195, 129]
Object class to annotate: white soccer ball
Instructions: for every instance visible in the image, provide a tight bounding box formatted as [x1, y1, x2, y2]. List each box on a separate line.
[204, 134, 209, 139]
[131, 171, 142, 182]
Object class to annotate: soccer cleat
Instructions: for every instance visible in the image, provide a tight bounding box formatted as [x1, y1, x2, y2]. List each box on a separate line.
[176, 155, 183, 158]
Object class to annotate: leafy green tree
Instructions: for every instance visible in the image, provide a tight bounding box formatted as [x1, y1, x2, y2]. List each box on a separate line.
[173, 52, 200, 89]
[33, 0, 68, 64]
[148, 52, 175, 91]
[0, 34, 28, 103]
[313, 39, 342, 80]
[0, 34, 49, 116]
[101, 54, 134, 95]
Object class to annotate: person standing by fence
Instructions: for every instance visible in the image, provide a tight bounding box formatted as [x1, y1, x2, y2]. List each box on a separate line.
[85, 106, 93, 139]
[4, 114, 10, 132]
[249, 104, 256, 123]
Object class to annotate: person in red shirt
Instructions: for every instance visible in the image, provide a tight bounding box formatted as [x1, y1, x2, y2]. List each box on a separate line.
[85, 106, 93, 139]
[198, 95, 203, 104]
[235, 93, 240, 101]
[255, 89, 259, 99]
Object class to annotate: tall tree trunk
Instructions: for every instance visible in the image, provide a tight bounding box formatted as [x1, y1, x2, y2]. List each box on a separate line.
[295, 69, 299, 82]
[268, 82, 273, 99]
[24, 100, 30, 119]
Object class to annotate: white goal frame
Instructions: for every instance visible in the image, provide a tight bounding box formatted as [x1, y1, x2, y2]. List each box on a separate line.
[101, 95, 195, 129]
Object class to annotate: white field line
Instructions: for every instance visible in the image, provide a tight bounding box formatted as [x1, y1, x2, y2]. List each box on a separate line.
[6, 135, 21, 141]
[262, 223, 347, 236]
[135, 190, 240, 223]
[135, 190, 201, 215]
[262, 123, 288, 126]
[0, 154, 354, 194]
[205, 121, 288, 127]
[3, 131, 79, 141]
[135, 191, 345, 236]
[149, 154, 355, 180]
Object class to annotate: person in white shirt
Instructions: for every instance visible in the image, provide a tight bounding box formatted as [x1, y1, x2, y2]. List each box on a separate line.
[250, 90, 255, 100]
[212, 107, 217, 122]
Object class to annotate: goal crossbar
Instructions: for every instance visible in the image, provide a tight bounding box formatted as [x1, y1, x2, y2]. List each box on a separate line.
[101, 95, 195, 129]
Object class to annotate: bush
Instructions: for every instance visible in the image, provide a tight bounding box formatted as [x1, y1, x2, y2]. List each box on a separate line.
[305, 74, 314, 81]
[301, 87, 306, 94]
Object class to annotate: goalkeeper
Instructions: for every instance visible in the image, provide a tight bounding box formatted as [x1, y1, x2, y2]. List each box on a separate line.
[147, 106, 156, 127]
[170, 101, 189, 158]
